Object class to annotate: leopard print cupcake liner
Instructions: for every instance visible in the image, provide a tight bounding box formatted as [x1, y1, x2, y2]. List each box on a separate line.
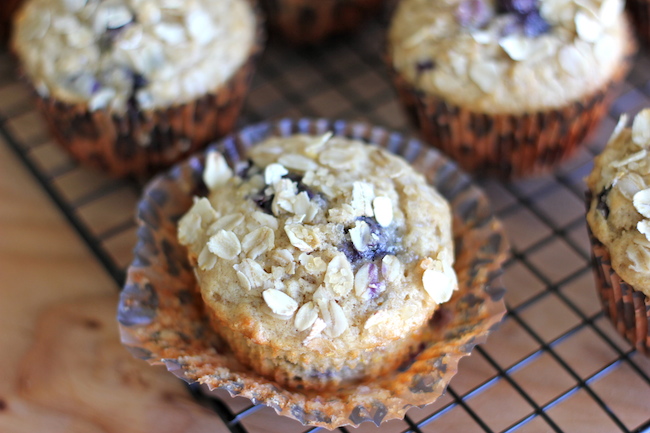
[259, 0, 383, 45]
[118, 118, 509, 428]
[386, 49, 633, 179]
[22, 8, 265, 178]
[586, 203, 650, 354]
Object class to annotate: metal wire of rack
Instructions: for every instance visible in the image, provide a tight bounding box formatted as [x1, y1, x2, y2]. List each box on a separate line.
[1, 13, 650, 433]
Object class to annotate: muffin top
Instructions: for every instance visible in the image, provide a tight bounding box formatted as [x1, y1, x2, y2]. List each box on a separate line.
[388, 0, 629, 114]
[12, 0, 256, 113]
[587, 109, 650, 296]
[178, 133, 457, 354]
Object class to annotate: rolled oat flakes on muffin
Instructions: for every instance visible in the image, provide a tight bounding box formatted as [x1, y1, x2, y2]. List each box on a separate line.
[177, 133, 458, 390]
[11, 0, 263, 177]
[586, 109, 650, 353]
[387, 0, 635, 178]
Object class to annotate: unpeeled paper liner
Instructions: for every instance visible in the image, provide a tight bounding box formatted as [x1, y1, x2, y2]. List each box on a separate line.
[118, 118, 509, 428]
[259, 0, 383, 44]
[586, 196, 650, 353]
[385, 38, 634, 179]
[19, 4, 265, 178]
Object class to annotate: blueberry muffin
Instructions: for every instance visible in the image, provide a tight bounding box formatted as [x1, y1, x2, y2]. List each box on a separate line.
[586, 109, 650, 353]
[387, 0, 633, 178]
[177, 132, 458, 390]
[259, 0, 383, 44]
[11, 0, 263, 177]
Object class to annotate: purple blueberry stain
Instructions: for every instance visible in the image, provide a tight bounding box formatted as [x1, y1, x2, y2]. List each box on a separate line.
[366, 263, 385, 298]
[338, 217, 400, 268]
[286, 173, 319, 200]
[90, 79, 102, 94]
[499, 14, 523, 37]
[235, 159, 256, 179]
[252, 192, 274, 215]
[455, 0, 491, 28]
[127, 71, 149, 112]
[494, 0, 550, 38]
[131, 72, 148, 90]
[68, 73, 102, 96]
[416, 59, 436, 74]
[250, 171, 326, 215]
[521, 10, 550, 37]
[339, 239, 362, 263]
[358, 216, 400, 259]
[498, 0, 536, 15]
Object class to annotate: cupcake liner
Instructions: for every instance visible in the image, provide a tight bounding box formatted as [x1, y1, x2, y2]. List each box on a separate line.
[259, 0, 383, 44]
[386, 44, 633, 179]
[118, 118, 509, 428]
[23, 10, 265, 178]
[626, 0, 650, 46]
[586, 201, 650, 353]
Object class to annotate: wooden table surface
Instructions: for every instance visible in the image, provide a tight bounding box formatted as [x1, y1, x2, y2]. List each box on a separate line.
[0, 134, 236, 433]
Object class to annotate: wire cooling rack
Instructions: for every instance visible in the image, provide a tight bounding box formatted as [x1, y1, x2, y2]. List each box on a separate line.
[1, 12, 650, 433]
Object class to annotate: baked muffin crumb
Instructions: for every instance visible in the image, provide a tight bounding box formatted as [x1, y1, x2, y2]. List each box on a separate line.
[178, 133, 458, 388]
[12, 0, 256, 113]
[587, 109, 650, 295]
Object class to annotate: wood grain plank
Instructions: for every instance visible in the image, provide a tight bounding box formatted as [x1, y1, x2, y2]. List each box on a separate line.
[0, 137, 116, 397]
[4, 295, 229, 433]
[0, 139, 228, 432]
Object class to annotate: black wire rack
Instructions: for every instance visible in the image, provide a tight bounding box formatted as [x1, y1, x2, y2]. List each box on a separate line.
[1, 13, 650, 433]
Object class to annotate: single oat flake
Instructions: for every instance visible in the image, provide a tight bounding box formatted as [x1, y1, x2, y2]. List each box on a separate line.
[612, 149, 647, 168]
[373, 196, 394, 227]
[263, 289, 298, 317]
[264, 163, 289, 185]
[637, 220, 650, 242]
[633, 189, 650, 218]
[204, 152, 233, 190]
[422, 268, 455, 304]
[326, 300, 349, 338]
[294, 301, 319, 332]
[207, 230, 241, 260]
[632, 109, 650, 147]
[627, 241, 650, 273]
[207, 213, 244, 235]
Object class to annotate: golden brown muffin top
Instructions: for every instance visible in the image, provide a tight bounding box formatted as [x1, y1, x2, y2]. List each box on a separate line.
[587, 109, 650, 295]
[388, 0, 629, 114]
[178, 134, 457, 353]
[12, 0, 256, 112]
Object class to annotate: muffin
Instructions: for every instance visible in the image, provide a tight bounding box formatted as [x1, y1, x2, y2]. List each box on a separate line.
[11, 0, 263, 177]
[259, 0, 383, 44]
[387, 0, 634, 178]
[177, 132, 458, 390]
[0, 0, 22, 44]
[118, 118, 508, 427]
[626, 0, 650, 46]
[586, 109, 650, 353]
